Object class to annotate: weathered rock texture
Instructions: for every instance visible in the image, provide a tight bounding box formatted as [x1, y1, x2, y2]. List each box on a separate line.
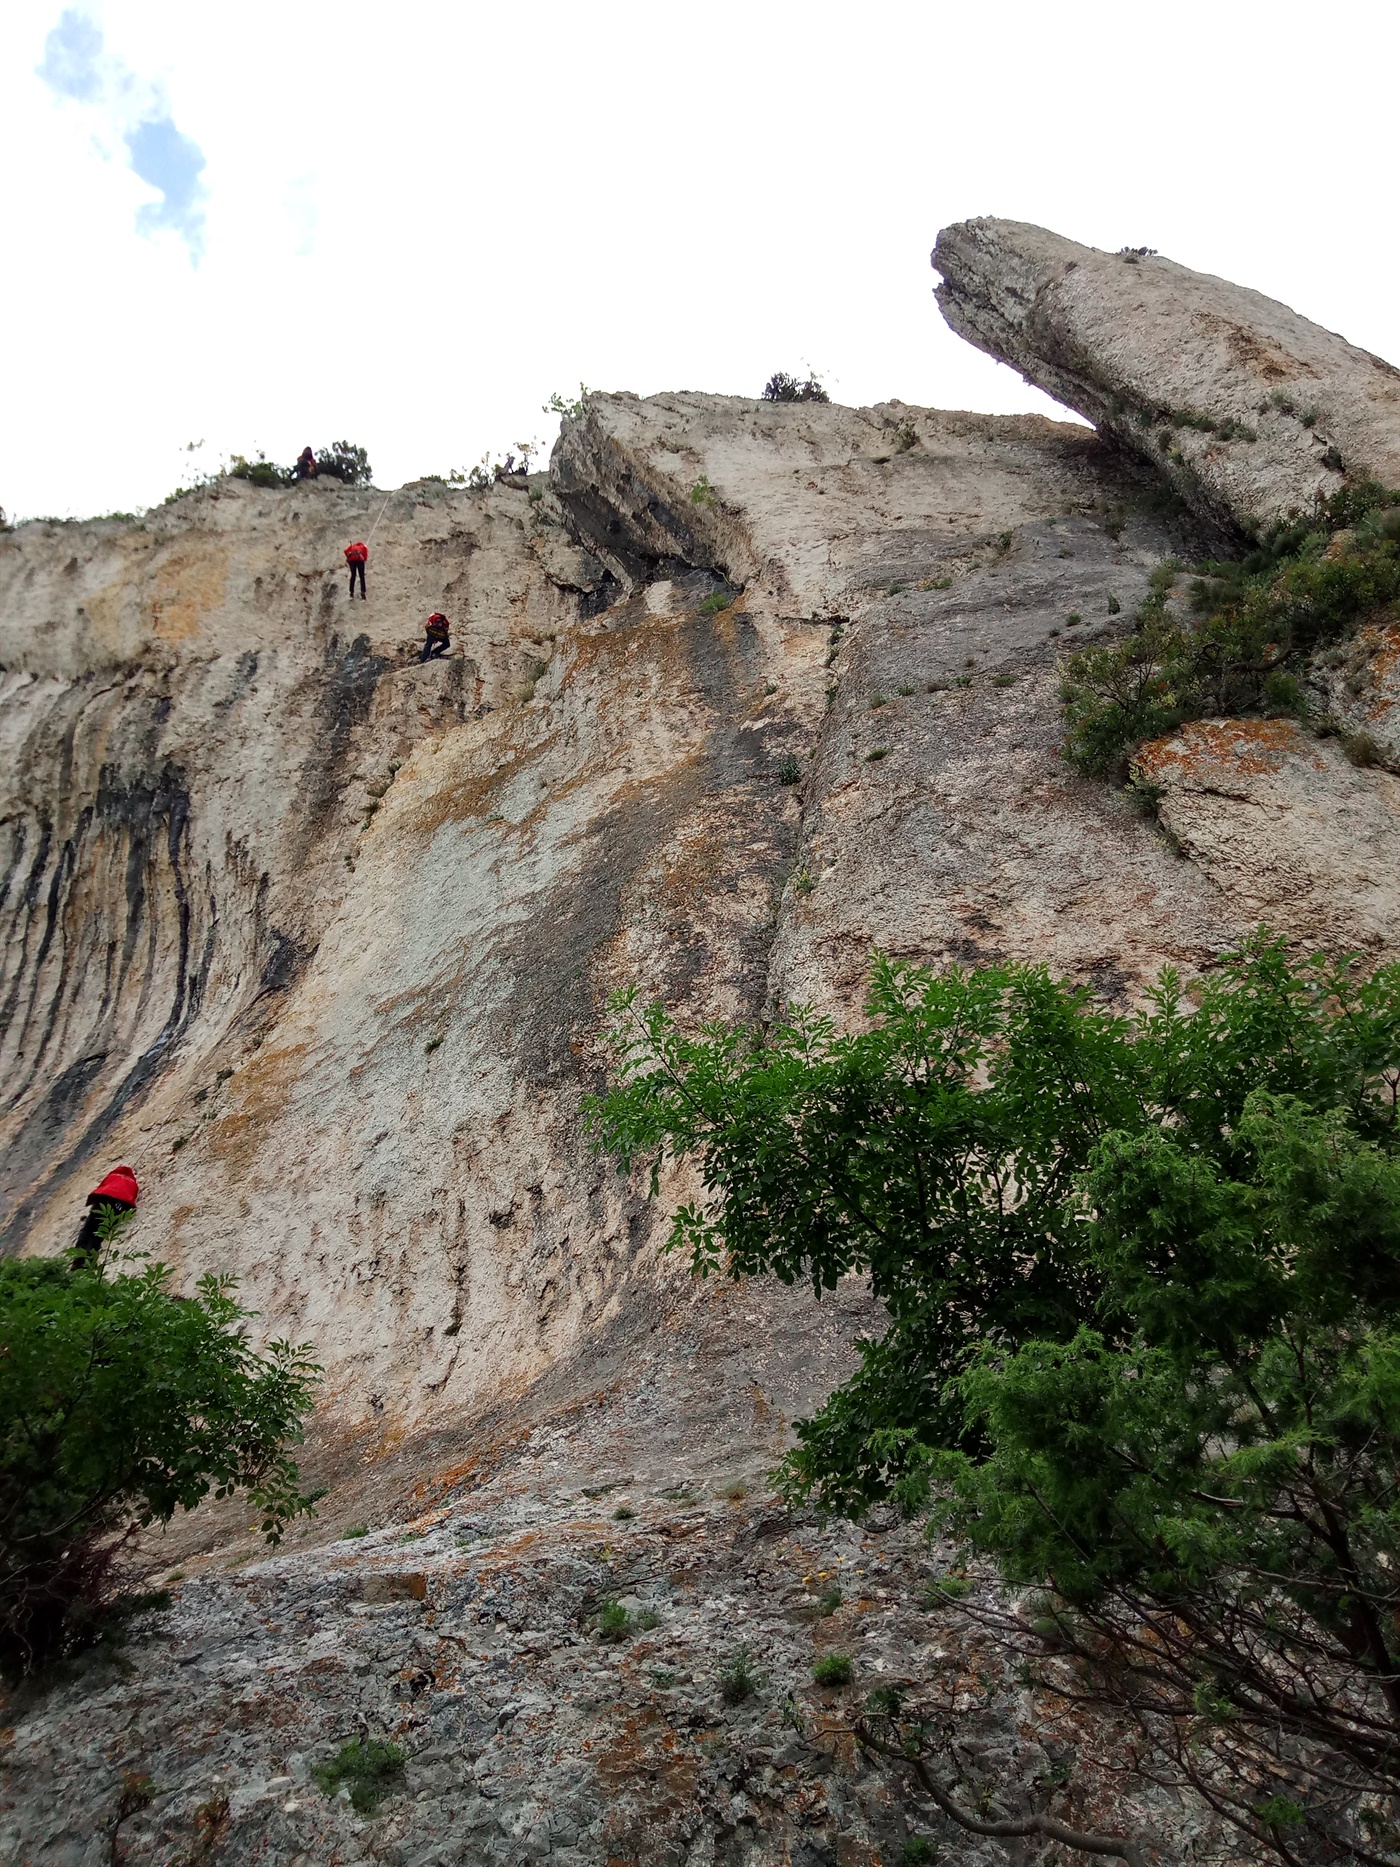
[5, 223, 1400, 1862]
[934, 216, 1400, 532]
[1312, 619, 1400, 771]
[1134, 718, 1400, 950]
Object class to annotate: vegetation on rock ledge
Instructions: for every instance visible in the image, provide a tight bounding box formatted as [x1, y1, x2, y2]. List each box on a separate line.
[1061, 480, 1400, 778]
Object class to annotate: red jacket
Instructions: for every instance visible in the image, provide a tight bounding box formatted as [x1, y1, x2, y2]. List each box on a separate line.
[425, 612, 450, 634]
[345, 541, 368, 564]
[89, 1165, 139, 1208]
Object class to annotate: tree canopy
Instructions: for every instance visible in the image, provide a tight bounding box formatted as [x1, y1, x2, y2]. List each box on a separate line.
[589, 934, 1400, 1860]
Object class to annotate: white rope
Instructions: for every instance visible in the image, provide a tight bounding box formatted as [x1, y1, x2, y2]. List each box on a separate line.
[363, 491, 392, 546]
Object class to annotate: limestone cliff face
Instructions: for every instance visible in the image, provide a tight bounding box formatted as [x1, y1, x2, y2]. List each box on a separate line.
[5, 230, 1400, 1467]
[8, 223, 1400, 1866]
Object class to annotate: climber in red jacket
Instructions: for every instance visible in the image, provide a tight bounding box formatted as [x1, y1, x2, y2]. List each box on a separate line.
[73, 1164, 139, 1264]
[420, 612, 451, 662]
[345, 540, 368, 600]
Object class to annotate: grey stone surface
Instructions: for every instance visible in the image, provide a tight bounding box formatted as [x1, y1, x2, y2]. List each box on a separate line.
[933, 216, 1400, 531]
[0, 1276, 1193, 1866]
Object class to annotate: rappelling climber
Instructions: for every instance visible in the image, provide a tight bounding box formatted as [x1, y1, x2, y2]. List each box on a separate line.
[345, 538, 368, 600]
[293, 445, 317, 482]
[73, 1164, 139, 1265]
[420, 612, 451, 661]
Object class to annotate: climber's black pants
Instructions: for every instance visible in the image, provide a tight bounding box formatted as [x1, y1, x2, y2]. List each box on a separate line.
[349, 561, 366, 598]
[420, 635, 449, 661]
[73, 1197, 131, 1265]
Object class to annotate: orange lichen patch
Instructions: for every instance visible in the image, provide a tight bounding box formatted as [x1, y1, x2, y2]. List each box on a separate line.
[143, 544, 230, 645]
[594, 1707, 699, 1830]
[1135, 715, 1322, 786]
[201, 1042, 311, 1169]
[362, 1420, 408, 1462]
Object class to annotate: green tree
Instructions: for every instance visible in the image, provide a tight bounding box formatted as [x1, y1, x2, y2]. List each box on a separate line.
[314, 440, 372, 486]
[761, 371, 831, 404]
[0, 1220, 319, 1677]
[588, 935, 1400, 1861]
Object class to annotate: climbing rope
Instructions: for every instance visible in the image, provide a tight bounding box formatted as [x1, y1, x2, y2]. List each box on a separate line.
[363, 491, 393, 547]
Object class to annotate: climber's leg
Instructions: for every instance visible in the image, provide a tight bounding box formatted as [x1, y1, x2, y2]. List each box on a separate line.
[73, 1196, 126, 1265]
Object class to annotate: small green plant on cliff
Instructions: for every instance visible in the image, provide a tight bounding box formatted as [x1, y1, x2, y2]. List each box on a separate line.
[543, 384, 592, 422]
[587, 933, 1400, 1863]
[762, 371, 831, 404]
[229, 452, 290, 489]
[0, 1211, 319, 1679]
[812, 1652, 854, 1687]
[1062, 481, 1400, 778]
[313, 1737, 407, 1814]
[690, 475, 717, 508]
[596, 1598, 632, 1642]
[518, 658, 549, 703]
[700, 589, 734, 616]
[718, 1646, 761, 1703]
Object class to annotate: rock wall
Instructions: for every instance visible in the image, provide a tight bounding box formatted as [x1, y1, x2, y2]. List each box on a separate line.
[7, 296, 1400, 1454]
[7, 218, 1400, 1864]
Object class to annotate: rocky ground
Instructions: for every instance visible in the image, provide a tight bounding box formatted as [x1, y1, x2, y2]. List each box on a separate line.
[0, 1272, 1208, 1867]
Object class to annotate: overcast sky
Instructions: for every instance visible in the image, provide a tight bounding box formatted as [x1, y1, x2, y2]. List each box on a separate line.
[3, 0, 1397, 520]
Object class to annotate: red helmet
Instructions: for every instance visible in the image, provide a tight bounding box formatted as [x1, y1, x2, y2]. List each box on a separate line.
[90, 1165, 139, 1207]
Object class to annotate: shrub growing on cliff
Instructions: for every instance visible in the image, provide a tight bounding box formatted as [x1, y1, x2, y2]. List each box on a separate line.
[313, 1737, 406, 1814]
[762, 371, 831, 404]
[543, 384, 592, 422]
[1062, 481, 1400, 778]
[588, 934, 1400, 1861]
[229, 452, 290, 489]
[314, 440, 373, 486]
[0, 1227, 319, 1678]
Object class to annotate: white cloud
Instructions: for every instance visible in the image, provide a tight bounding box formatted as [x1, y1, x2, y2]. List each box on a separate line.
[35, 7, 208, 260]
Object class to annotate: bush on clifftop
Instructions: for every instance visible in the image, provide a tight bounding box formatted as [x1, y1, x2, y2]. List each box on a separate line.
[313, 440, 372, 486]
[762, 371, 831, 404]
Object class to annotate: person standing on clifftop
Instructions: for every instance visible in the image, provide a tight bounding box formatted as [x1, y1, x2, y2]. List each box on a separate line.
[420, 612, 451, 661]
[345, 539, 368, 600]
[73, 1165, 139, 1264]
[293, 446, 317, 481]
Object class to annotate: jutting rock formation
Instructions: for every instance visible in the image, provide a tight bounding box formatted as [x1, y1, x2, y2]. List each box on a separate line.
[4, 222, 1400, 1863]
[933, 215, 1400, 532]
